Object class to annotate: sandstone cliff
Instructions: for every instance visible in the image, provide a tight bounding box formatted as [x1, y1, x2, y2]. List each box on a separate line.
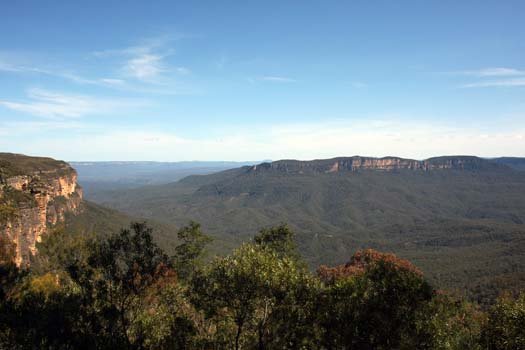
[247, 156, 506, 174]
[0, 153, 83, 265]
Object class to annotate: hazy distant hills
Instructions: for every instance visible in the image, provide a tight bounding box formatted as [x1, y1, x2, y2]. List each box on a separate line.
[71, 160, 263, 201]
[492, 157, 525, 171]
[90, 155, 525, 300]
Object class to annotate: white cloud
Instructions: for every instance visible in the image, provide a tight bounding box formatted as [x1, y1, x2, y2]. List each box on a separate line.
[462, 67, 525, 77]
[461, 78, 525, 88]
[93, 46, 147, 58]
[124, 54, 166, 81]
[214, 54, 229, 70]
[350, 81, 367, 88]
[259, 76, 296, 83]
[0, 59, 52, 75]
[99, 78, 126, 86]
[453, 67, 525, 88]
[59, 72, 130, 87]
[0, 88, 143, 119]
[94, 37, 183, 83]
[1, 35, 188, 91]
[92, 35, 181, 58]
[0, 58, 129, 89]
[175, 67, 191, 75]
[6, 118, 523, 161]
[0, 60, 22, 72]
[2, 120, 87, 132]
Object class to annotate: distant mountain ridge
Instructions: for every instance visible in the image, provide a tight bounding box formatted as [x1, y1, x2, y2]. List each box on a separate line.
[492, 157, 525, 171]
[243, 156, 508, 174]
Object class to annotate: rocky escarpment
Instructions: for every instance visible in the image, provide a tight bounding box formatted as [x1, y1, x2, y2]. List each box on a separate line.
[247, 156, 507, 174]
[0, 153, 83, 265]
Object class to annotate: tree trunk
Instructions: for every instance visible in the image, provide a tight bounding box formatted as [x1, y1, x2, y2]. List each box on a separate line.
[258, 324, 266, 350]
[258, 298, 269, 350]
[235, 319, 244, 350]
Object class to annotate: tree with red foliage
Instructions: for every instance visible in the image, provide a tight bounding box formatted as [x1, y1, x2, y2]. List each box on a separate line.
[317, 249, 434, 349]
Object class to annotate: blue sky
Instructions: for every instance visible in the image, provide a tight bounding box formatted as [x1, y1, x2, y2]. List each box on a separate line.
[1, 0, 524, 161]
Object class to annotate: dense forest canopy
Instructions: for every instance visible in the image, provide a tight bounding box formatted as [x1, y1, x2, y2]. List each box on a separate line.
[1, 223, 524, 349]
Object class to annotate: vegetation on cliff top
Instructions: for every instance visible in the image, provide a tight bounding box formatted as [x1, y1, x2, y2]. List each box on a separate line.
[1, 222, 524, 349]
[0, 153, 73, 180]
[0, 153, 76, 222]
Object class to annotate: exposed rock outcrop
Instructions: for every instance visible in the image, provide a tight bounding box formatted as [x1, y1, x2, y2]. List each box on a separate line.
[247, 156, 506, 174]
[0, 153, 83, 265]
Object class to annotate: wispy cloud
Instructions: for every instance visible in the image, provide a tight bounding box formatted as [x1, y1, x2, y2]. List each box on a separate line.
[1, 35, 188, 87]
[93, 46, 147, 58]
[259, 76, 296, 83]
[452, 67, 525, 88]
[350, 81, 367, 89]
[461, 78, 525, 88]
[175, 67, 191, 75]
[12, 117, 524, 161]
[214, 54, 229, 70]
[99, 78, 126, 86]
[122, 55, 190, 81]
[2, 120, 87, 132]
[124, 54, 166, 81]
[0, 35, 192, 96]
[92, 34, 182, 58]
[59, 72, 130, 87]
[122, 53, 190, 82]
[0, 59, 52, 75]
[0, 60, 18, 72]
[0, 58, 128, 88]
[461, 67, 525, 77]
[94, 36, 190, 83]
[0, 88, 144, 119]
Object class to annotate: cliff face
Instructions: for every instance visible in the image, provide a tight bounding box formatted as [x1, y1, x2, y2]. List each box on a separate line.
[247, 156, 506, 174]
[0, 153, 83, 265]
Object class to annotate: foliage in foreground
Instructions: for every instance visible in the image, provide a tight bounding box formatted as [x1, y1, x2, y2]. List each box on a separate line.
[0, 223, 524, 349]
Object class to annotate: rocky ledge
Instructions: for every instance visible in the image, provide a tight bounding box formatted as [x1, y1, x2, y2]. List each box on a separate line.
[0, 153, 83, 265]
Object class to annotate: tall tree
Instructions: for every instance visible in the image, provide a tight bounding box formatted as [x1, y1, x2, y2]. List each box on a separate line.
[414, 293, 485, 350]
[253, 224, 298, 260]
[191, 243, 317, 350]
[317, 249, 434, 349]
[68, 222, 172, 349]
[174, 221, 211, 282]
[482, 292, 525, 350]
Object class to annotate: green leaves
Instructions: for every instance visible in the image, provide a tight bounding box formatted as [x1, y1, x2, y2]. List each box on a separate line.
[415, 294, 485, 350]
[191, 242, 317, 349]
[483, 293, 525, 349]
[317, 249, 435, 349]
[253, 223, 298, 259]
[64, 222, 174, 348]
[2, 221, 524, 349]
[173, 221, 212, 282]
